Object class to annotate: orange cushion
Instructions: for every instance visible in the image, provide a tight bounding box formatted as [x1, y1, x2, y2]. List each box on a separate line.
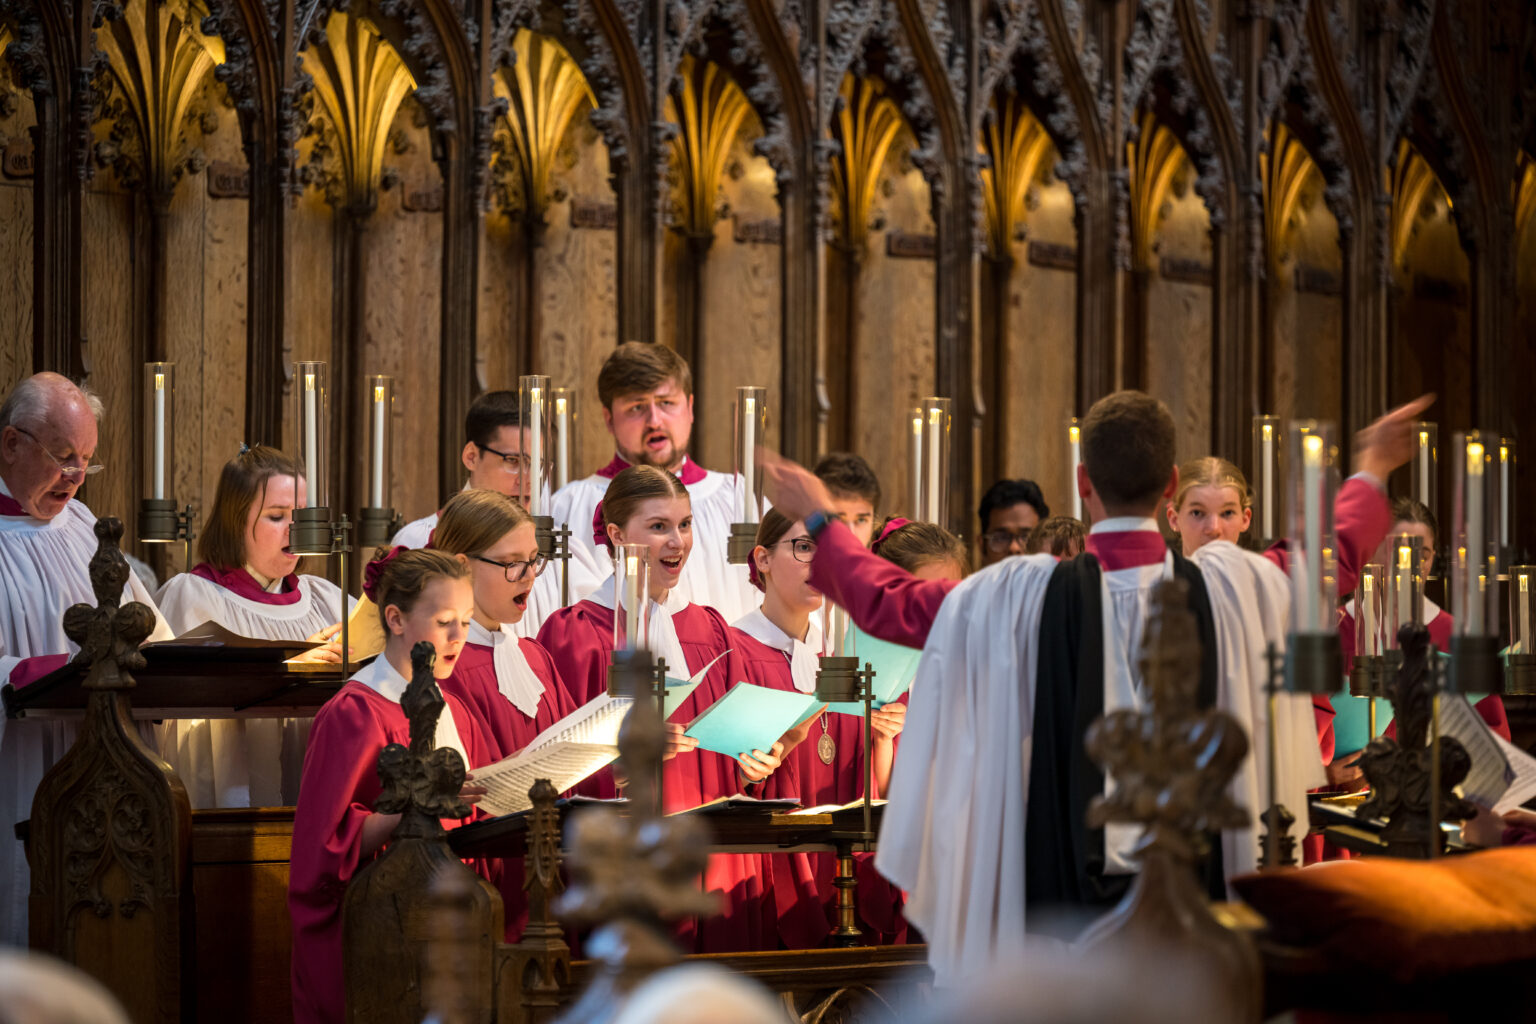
[1232, 847, 1536, 981]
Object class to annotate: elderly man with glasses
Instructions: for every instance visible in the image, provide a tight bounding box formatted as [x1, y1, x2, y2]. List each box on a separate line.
[0, 371, 173, 947]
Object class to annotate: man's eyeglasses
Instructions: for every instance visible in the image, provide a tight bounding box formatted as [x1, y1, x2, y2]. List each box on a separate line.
[769, 537, 817, 563]
[983, 528, 1032, 554]
[13, 427, 104, 481]
[474, 553, 547, 582]
[476, 441, 530, 474]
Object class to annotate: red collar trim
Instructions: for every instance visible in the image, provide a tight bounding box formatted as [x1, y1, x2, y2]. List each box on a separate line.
[0, 491, 29, 517]
[190, 563, 303, 605]
[1084, 530, 1170, 571]
[595, 454, 708, 486]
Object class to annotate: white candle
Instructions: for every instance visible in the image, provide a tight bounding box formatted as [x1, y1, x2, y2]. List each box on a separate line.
[303, 372, 319, 502]
[1069, 422, 1082, 521]
[1261, 424, 1273, 540]
[623, 553, 641, 652]
[370, 384, 386, 507]
[1396, 542, 1413, 632]
[926, 407, 942, 525]
[1302, 433, 1323, 631]
[528, 385, 544, 515]
[1362, 572, 1378, 655]
[555, 395, 570, 491]
[741, 395, 756, 521]
[152, 371, 167, 500]
[1418, 431, 1431, 507]
[1519, 572, 1531, 653]
[910, 412, 923, 520]
[1500, 443, 1510, 550]
[1467, 441, 1485, 633]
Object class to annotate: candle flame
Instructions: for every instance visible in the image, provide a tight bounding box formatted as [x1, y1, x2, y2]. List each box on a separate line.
[912, 414, 922, 436]
[1419, 430, 1429, 446]
[1303, 433, 1324, 463]
[929, 408, 943, 427]
[1398, 544, 1412, 570]
[745, 397, 755, 415]
[1261, 423, 1272, 442]
[1069, 425, 1080, 444]
[1468, 440, 1485, 472]
[304, 373, 316, 392]
[154, 372, 165, 391]
[556, 397, 567, 415]
[625, 555, 639, 577]
[373, 385, 385, 403]
[1522, 574, 1530, 594]
[1501, 444, 1510, 463]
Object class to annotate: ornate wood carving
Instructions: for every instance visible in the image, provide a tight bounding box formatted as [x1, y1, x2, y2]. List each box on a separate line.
[499, 778, 571, 1024]
[344, 640, 501, 1024]
[27, 517, 192, 1024]
[1078, 576, 1261, 1024]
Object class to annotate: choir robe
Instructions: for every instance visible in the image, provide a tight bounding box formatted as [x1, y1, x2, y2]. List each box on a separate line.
[536, 586, 775, 951]
[547, 455, 758, 623]
[0, 483, 173, 948]
[873, 522, 1322, 987]
[288, 656, 495, 1024]
[438, 622, 578, 942]
[730, 612, 907, 948]
[154, 566, 351, 808]
[391, 506, 561, 640]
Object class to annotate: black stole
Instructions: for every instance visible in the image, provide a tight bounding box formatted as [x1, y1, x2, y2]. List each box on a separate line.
[1023, 549, 1223, 915]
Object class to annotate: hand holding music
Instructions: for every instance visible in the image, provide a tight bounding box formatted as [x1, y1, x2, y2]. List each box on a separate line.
[737, 741, 786, 783]
[664, 722, 699, 761]
[289, 622, 347, 664]
[459, 771, 487, 806]
[870, 702, 907, 741]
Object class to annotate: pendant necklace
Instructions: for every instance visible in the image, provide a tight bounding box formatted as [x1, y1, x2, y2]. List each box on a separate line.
[817, 713, 836, 764]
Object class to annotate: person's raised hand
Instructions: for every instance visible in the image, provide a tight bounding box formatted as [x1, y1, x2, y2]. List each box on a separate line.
[758, 447, 835, 523]
[1353, 393, 1435, 483]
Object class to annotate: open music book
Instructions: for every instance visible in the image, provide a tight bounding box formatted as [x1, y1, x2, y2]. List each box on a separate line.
[1439, 694, 1536, 813]
[472, 695, 631, 817]
[143, 620, 320, 662]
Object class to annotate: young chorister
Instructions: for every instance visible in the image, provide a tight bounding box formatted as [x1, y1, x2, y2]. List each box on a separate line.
[154, 445, 349, 808]
[812, 452, 883, 547]
[730, 509, 907, 947]
[537, 464, 784, 951]
[288, 549, 494, 1024]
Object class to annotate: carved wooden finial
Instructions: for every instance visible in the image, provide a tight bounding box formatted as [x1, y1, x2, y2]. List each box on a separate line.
[63, 517, 157, 690]
[1086, 577, 1250, 859]
[375, 640, 469, 836]
[1355, 623, 1476, 857]
[512, 779, 572, 1024]
[1258, 804, 1298, 868]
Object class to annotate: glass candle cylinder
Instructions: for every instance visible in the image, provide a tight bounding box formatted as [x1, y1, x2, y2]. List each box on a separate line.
[366, 375, 394, 509]
[142, 362, 175, 502]
[918, 398, 952, 528]
[1511, 566, 1535, 655]
[519, 375, 551, 516]
[552, 387, 577, 493]
[1286, 421, 1340, 636]
[1068, 416, 1083, 521]
[613, 543, 651, 654]
[1356, 564, 1387, 659]
[1252, 414, 1281, 545]
[823, 603, 854, 659]
[733, 386, 768, 524]
[293, 361, 329, 509]
[1451, 430, 1501, 637]
[1500, 437, 1516, 563]
[908, 409, 924, 518]
[1386, 535, 1425, 647]
[1411, 422, 1438, 522]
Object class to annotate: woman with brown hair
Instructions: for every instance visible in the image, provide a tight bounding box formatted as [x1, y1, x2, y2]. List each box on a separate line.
[153, 445, 351, 808]
[537, 464, 782, 952]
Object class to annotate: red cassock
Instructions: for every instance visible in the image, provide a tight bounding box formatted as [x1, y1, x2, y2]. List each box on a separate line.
[288, 681, 497, 1024]
[807, 521, 956, 648]
[732, 628, 908, 947]
[537, 599, 776, 952]
[438, 638, 579, 940]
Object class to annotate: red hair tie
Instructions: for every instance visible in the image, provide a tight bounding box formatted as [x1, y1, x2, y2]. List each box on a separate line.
[870, 517, 912, 556]
[363, 545, 407, 603]
[592, 502, 610, 551]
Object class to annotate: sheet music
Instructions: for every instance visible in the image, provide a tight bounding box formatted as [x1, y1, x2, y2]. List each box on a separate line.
[1439, 695, 1513, 807]
[1492, 732, 1536, 814]
[472, 695, 632, 817]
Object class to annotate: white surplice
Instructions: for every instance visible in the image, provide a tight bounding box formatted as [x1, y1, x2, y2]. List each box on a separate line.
[876, 538, 1324, 988]
[465, 619, 545, 718]
[547, 459, 757, 622]
[152, 571, 353, 810]
[731, 608, 822, 694]
[390, 512, 438, 550]
[584, 575, 691, 680]
[0, 485, 173, 947]
[348, 655, 469, 765]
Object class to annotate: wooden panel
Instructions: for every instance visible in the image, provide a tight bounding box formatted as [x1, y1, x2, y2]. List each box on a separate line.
[697, 134, 782, 471]
[1144, 180, 1213, 464]
[78, 188, 136, 525]
[855, 155, 935, 521]
[0, 181, 33, 394]
[1004, 169, 1078, 520]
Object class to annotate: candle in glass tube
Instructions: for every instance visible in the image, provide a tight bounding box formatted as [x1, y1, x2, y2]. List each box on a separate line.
[742, 395, 756, 521]
[370, 383, 386, 507]
[1501, 441, 1512, 552]
[1261, 422, 1273, 540]
[152, 370, 167, 499]
[1361, 571, 1379, 656]
[1069, 420, 1083, 520]
[303, 371, 319, 501]
[926, 406, 942, 523]
[554, 393, 570, 491]
[1467, 441, 1485, 633]
[1418, 429, 1431, 507]
[528, 384, 544, 515]
[909, 411, 924, 520]
[1396, 540, 1414, 630]
[1301, 433, 1323, 629]
[1519, 570, 1531, 654]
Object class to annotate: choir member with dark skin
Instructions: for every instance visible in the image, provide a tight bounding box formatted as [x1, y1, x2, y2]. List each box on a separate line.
[977, 478, 1050, 567]
[288, 549, 492, 1024]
